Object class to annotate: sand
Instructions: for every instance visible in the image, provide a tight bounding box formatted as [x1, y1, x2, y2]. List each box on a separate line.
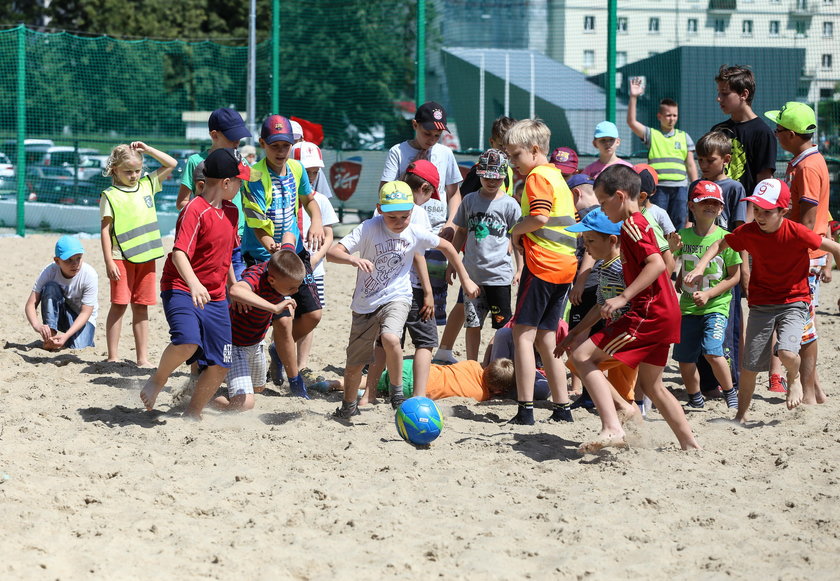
[2, 233, 839, 580]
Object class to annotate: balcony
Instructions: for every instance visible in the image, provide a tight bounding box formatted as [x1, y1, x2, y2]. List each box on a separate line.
[708, 0, 736, 12]
[789, 0, 817, 15]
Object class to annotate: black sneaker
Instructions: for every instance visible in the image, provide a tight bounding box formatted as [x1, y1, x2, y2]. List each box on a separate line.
[390, 393, 406, 410]
[332, 401, 360, 420]
[546, 407, 574, 422]
[507, 410, 535, 425]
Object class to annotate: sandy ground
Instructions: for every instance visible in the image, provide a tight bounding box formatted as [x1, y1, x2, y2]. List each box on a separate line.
[1, 232, 839, 580]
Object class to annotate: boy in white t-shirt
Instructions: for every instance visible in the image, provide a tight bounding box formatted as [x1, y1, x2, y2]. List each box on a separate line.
[291, 141, 339, 379]
[327, 181, 479, 419]
[25, 236, 99, 351]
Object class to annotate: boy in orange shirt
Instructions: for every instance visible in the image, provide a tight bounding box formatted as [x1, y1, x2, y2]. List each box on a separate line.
[505, 119, 577, 424]
[765, 102, 829, 405]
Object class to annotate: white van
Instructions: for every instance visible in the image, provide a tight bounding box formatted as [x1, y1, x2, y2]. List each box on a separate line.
[1, 139, 56, 166]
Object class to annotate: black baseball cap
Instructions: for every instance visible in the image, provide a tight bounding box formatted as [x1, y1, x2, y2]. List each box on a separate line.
[208, 107, 251, 142]
[415, 101, 448, 132]
[203, 148, 261, 181]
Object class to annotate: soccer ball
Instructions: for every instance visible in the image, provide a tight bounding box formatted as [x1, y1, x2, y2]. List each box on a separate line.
[395, 397, 443, 445]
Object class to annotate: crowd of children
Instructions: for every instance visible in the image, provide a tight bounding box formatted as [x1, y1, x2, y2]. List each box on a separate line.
[24, 64, 838, 452]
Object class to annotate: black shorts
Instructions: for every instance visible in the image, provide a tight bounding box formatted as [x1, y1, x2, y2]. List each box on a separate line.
[270, 250, 322, 320]
[512, 265, 570, 331]
[568, 285, 603, 336]
[464, 285, 512, 329]
[402, 287, 439, 349]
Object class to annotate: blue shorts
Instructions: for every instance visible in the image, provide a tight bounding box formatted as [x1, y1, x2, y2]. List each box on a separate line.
[672, 312, 727, 362]
[162, 290, 232, 368]
[512, 265, 570, 331]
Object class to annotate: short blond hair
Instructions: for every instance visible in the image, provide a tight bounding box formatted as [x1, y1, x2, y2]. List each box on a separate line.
[504, 119, 551, 155]
[104, 144, 142, 178]
[482, 358, 515, 397]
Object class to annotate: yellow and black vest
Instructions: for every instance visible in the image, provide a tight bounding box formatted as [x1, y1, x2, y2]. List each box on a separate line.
[521, 165, 577, 255]
[102, 176, 164, 263]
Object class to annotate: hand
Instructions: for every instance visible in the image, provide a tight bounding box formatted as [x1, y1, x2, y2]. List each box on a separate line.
[820, 264, 832, 284]
[230, 298, 252, 314]
[569, 281, 585, 306]
[50, 333, 68, 349]
[554, 330, 585, 358]
[438, 224, 455, 243]
[512, 269, 522, 286]
[601, 295, 628, 320]
[37, 324, 53, 343]
[419, 296, 434, 321]
[667, 231, 682, 253]
[629, 77, 645, 97]
[740, 273, 750, 300]
[462, 279, 480, 299]
[682, 268, 703, 287]
[274, 298, 297, 316]
[352, 257, 374, 273]
[267, 241, 281, 254]
[189, 283, 211, 309]
[105, 260, 121, 281]
[445, 264, 457, 285]
[306, 226, 325, 253]
[130, 141, 149, 153]
[692, 290, 711, 307]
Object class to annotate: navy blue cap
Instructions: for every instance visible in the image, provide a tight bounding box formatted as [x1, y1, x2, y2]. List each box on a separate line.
[566, 173, 594, 189]
[208, 107, 251, 142]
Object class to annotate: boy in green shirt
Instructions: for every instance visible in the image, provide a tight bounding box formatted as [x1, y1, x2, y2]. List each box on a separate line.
[670, 181, 741, 409]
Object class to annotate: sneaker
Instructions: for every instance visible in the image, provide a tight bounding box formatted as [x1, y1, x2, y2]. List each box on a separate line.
[685, 398, 705, 409]
[333, 401, 360, 420]
[390, 393, 407, 410]
[769, 374, 787, 393]
[546, 407, 574, 422]
[507, 410, 535, 425]
[569, 397, 595, 410]
[268, 344, 286, 388]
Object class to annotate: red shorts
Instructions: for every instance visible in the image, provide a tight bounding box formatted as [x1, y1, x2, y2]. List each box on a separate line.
[590, 317, 672, 369]
[110, 259, 157, 306]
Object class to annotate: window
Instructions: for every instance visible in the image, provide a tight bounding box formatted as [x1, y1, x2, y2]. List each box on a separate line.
[649, 17, 660, 33]
[617, 17, 628, 33]
[583, 50, 594, 68]
[770, 21, 780, 36]
[714, 19, 726, 34]
[822, 54, 833, 68]
[824, 21, 834, 37]
[796, 21, 808, 37]
[687, 18, 698, 34]
[796, 0, 808, 8]
[820, 88, 834, 98]
[617, 51, 628, 67]
[742, 20, 753, 36]
[584, 15, 595, 32]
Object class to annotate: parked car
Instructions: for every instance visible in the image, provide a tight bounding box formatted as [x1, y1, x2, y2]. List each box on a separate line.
[1, 138, 55, 165]
[0, 152, 14, 178]
[156, 181, 181, 213]
[33, 179, 100, 206]
[26, 165, 75, 181]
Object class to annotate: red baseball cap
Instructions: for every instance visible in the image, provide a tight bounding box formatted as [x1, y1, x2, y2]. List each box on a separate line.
[743, 178, 791, 210]
[550, 147, 579, 174]
[691, 180, 724, 203]
[405, 159, 440, 191]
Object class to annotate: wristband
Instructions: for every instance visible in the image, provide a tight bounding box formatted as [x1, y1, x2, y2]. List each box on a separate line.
[281, 242, 295, 252]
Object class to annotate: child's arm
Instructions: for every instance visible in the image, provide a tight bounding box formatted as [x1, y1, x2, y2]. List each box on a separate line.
[48, 305, 94, 349]
[326, 242, 374, 272]
[440, 184, 462, 242]
[435, 239, 479, 298]
[682, 238, 730, 287]
[132, 142, 177, 182]
[569, 252, 595, 306]
[602, 252, 665, 319]
[176, 184, 193, 210]
[254, 227, 292, 255]
[512, 240, 523, 286]
[171, 249, 211, 308]
[100, 216, 121, 281]
[662, 248, 676, 276]
[413, 253, 434, 321]
[309, 225, 333, 267]
[445, 226, 467, 284]
[626, 77, 647, 140]
[819, 238, 840, 284]
[555, 303, 602, 357]
[692, 263, 740, 308]
[24, 291, 52, 343]
[229, 281, 296, 315]
[685, 150, 698, 183]
[302, 194, 324, 251]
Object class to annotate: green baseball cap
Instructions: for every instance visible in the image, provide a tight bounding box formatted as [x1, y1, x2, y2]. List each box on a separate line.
[765, 102, 817, 134]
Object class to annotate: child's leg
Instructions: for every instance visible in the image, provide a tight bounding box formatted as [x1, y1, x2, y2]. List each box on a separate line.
[512, 324, 537, 402]
[341, 364, 364, 404]
[569, 339, 625, 448]
[272, 316, 298, 381]
[777, 349, 803, 410]
[735, 369, 758, 423]
[131, 303, 150, 366]
[799, 339, 823, 404]
[296, 330, 315, 372]
[412, 347, 433, 398]
[679, 362, 701, 395]
[381, 332, 405, 407]
[140, 343, 198, 410]
[636, 362, 700, 450]
[184, 364, 229, 419]
[465, 327, 481, 361]
[705, 355, 733, 392]
[436, 299, 465, 363]
[359, 345, 385, 405]
[535, 328, 568, 404]
[105, 303, 127, 361]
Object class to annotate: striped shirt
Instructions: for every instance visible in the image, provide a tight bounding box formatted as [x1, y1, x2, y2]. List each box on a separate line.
[230, 262, 285, 347]
[594, 255, 628, 321]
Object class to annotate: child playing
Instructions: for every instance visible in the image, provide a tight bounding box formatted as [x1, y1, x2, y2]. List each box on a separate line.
[683, 179, 840, 423]
[291, 141, 338, 381]
[505, 118, 577, 424]
[212, 251, 304, 412]
[765, 102, 827, 405]
[25, 236, 98, 351]
[242, 114, 324, 398]
[582, 121, 633, 179]
[627, 77, 698, 229]
[570, 164, 700, 451]
[140, 148, 260, 419]
[459, 116, 518, 197]
[451, 148, 522, 361]
[327, 181, 479, 419]
[670, 181, 742, 410]
[100, 142, 176, 366]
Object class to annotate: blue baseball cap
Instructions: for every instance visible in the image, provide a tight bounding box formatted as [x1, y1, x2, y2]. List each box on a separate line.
[566, 173, 594, 189]
[208, 107, 251, 142]
[566, 208, 622, 236]
[55, 235, 84, 260]
[261, 114, 296, 145]
[378, 181, 414, 212]
[593, 121, 619, 139]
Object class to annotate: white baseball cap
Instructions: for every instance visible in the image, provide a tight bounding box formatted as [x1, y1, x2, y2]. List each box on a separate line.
[291, 141, 324, 169]
[290, 120, 304, 140]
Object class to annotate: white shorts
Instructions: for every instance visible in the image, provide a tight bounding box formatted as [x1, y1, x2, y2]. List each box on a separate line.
[225, 343, 266, 398]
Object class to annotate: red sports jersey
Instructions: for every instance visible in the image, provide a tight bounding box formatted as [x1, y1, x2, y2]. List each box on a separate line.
[160, 196, 239, 301]
[725, 219, 821, 306]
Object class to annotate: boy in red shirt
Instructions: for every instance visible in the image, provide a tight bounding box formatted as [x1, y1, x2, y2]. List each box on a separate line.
[140, 148, 260, 419]
[765, 102, 829, 405]
[570, 164, 700, 452]
[684, 179, 840, 423]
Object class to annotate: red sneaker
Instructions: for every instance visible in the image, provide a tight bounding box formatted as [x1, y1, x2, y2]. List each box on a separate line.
[769, 373, 788, 393]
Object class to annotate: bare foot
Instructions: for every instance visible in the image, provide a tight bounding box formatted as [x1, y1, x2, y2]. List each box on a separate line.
[617, 406, 643, 426]
[253, 385, 265, 394]
[136, 360, 154, 368]
[209, 395, 230, 411]
[182, 410, 203, 421]
[680, 437, 702, 451]
[359, 396, 379, 406]
[786, 376, 803, 410]
[106, 358, 120, 363]
[815, 388, 828, 404]
[579, 431, 627, 454]
[140, 377, 164, 411]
